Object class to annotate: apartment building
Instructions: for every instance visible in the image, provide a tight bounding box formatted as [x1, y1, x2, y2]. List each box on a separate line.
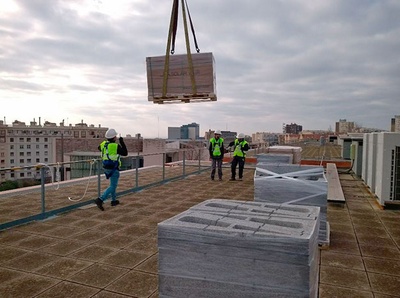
[0, 118, 108, 181]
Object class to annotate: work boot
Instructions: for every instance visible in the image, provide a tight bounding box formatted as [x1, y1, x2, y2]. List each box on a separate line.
[111, 200, 120, 206]
[238, 178, 243, 181]
[229, 177, 236, 181]
[94, 198, 104, 211]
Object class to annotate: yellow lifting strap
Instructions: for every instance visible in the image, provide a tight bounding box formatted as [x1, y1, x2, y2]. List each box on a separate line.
[162, 0, 198, 97]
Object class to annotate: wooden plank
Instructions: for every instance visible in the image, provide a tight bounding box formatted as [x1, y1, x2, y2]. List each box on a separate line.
[326, 163, 345, 204]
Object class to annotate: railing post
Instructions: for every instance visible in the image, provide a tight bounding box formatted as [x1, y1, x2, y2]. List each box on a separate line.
[183, 150, 186, 177]
[163, 153, 166, 181]
[40, 167, 46, 216]
[198, 148, 201, 173]
[97, 159, 101, 198]
[135, 156, 139, 188]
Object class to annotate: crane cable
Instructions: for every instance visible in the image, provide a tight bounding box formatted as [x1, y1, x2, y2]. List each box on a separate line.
[162, 0, 200, 98]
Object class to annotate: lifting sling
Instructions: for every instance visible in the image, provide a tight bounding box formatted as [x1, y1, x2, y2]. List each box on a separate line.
[162, 0, 200, 98]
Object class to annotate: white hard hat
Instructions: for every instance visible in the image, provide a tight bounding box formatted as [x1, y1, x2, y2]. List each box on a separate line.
[105, 128, 117, 139]
[215, 130, 221, 135]
[238, 133, 245, 138]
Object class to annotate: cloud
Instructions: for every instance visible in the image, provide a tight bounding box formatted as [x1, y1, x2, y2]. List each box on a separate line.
[1, 0, 399, 137]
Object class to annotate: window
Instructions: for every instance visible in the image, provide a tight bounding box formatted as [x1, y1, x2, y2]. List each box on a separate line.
[19, 137, 24, 142]
[20, 173, 25, 177]
[20, 145, 24, 149]
[36, 158, 40, 162]
[19, 159, 24, 163]
[44, 158, 48, 162]
[10, 138, 14, 142]
[27, 138, 31, 142]
[44, 144, 48, 149]
[27, 152, 31, 156]
[27, 145, 31, 149]
[44, 151, 48, 156]
[10, 152, 14, 157]
[27, 159, 31, 163]
[36, 152, 40, 156]
[19, 152, 24, 156]
[44, 138, 48, 142]
[10, 159, 14, 164]
[10, 145, 14, 149]
[36, 138, 39, 142]
[36, 145, 39, 149]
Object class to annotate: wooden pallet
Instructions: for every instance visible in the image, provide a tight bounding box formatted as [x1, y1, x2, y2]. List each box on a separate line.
[150, 93, 217, 104]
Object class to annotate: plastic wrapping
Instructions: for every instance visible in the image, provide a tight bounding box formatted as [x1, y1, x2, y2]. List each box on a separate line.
[254, 163, 329, 246]
[158, 199, 320, 298]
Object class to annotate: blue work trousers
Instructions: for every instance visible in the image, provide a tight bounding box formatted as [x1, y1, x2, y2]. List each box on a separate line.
[100, 169, 120, 202]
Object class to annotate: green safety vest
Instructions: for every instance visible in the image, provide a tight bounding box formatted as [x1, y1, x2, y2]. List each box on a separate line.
[233, 139, 248, 157]
[210, 137, 224, 157]
[100, 141, 121, 168]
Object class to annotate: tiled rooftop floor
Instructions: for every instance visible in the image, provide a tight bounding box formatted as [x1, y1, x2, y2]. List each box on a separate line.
[0, 166, 400, 297]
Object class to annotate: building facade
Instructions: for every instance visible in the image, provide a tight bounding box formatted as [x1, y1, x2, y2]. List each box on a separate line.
[0, 119, 108, 181]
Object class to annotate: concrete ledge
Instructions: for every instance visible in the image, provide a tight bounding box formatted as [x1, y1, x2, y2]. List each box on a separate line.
[326, 163, 345, 205]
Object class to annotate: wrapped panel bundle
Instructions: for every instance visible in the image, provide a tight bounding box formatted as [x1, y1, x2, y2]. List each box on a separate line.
[254, 163, 329, 246]
[146, 52, 217, 103]
[158, 199, 320, 298]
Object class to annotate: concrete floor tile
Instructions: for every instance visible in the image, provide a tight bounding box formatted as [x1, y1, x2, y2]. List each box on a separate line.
[41, 239, 89, 256]
[120, 225, 155, 238]
[320, 265, 370, 291]
[36, 257, 93, 279]
[318, 284, 373, 298]
[359, 243, 400, 260]
[15, 222, 58, 234]
[71, 229, 108, 243]
[136, 254, 158, 274]
[364, 257, 400, 276]
[68, 263, 129, 288]
[100, 249, 152, 269]
[356, 234, 397, 246]
[0, 245, 30, 264]
[14, 234, 59, 250]
[3, 251, 58, 271]
[92, 290, 132, 298]
[0, 273, 59, 298]
[0, 230, 32, 245]
[321, 251, 365, 270]
[0, 267, 26, 283]
[368, 272, 400, 297]
[94, 233, 137, 249]
[106, 270, 157, 297]
[40, 225, 85, 238]
[35, 281, 100, 298]
[354, 226, 390, 237]
[125, 235, 158, 253]
[70, 245, 117, 262]
[327, 239, 361, 255]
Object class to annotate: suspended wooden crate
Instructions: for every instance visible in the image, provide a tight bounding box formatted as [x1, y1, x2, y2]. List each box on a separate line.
[146, 52, 217, 104]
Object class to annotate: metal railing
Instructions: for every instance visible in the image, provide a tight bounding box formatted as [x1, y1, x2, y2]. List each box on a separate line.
[0, 148, 211, 231]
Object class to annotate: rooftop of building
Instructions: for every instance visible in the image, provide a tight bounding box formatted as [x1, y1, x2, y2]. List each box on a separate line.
[0, 155, 399, 297]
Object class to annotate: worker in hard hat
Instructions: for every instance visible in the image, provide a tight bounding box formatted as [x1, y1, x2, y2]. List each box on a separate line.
[228, 133, 249, 181]
[94, 128, 128, 211]
[209, 130, 225, 181]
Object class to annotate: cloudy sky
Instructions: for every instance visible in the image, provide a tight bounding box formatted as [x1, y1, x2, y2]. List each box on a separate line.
[1, 0, 399, 138]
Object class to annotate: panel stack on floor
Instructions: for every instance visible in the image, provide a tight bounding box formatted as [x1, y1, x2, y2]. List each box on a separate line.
[254, 163, 329, 247]
[256, 153, 294, 164]
[158, 199, 320, 298]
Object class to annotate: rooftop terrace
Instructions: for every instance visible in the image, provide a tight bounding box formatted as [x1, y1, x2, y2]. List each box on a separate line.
[0, 158, 399, 297]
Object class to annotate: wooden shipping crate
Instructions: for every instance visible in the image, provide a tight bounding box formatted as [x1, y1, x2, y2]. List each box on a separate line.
[146, 52, 217, 104]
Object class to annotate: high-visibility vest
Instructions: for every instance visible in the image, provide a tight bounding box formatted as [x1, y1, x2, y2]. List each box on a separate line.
[210, 137, 224, 157]
[233, 139, 248, 157]
[100, 141, 121, 167]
